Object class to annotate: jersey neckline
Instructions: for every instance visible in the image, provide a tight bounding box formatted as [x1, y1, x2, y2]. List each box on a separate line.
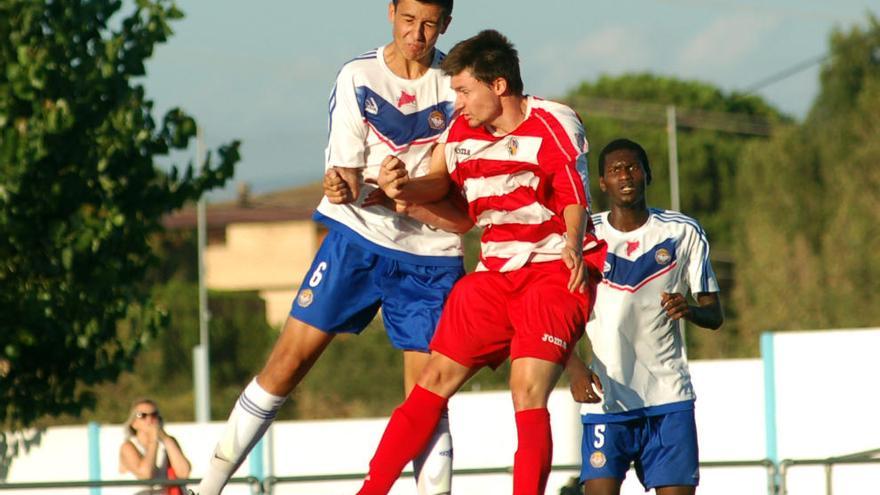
[376, 43, 442, 85]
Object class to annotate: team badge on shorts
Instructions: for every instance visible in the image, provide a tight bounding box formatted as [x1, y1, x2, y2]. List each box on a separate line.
[589, 451, 606, 468]
[428, 110, 446, 130]
[655, 248, 672, 265]
[296, 289, 314, 308]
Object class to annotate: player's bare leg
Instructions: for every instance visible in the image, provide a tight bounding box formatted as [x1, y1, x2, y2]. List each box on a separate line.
[196, 316, 335, 495]
[583, 478, 621, 495]
[405, 351, 452, 495]
[656, 485, 696, 495]
[509, 357, 564, 495]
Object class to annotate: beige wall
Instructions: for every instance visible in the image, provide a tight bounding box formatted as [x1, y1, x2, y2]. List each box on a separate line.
[260, 288, 298, 328]
[206, 219, 318, 293]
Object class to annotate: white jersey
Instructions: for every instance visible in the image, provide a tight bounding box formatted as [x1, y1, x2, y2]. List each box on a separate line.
[315, 45, 462, 265]
[580, 208, 719, 422]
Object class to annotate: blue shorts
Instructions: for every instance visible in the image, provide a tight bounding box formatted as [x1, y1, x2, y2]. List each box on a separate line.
[289, 230, 464, 351]
[580, 409, 700, 489]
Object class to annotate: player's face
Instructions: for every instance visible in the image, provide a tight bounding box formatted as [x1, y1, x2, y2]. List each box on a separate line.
[388, 0, 450, 62]
[451, 70, 503, 129]
[600, 149, 647, 207]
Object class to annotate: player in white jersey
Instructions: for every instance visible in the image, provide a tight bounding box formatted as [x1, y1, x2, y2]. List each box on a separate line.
[566, 139, 723, 495]
[193, 2, 469, 494]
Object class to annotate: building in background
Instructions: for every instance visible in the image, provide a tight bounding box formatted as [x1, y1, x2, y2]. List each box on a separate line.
[163, 182, 325, 328]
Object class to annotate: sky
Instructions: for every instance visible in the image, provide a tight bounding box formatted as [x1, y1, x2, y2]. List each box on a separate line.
[142, 0, 877, 198]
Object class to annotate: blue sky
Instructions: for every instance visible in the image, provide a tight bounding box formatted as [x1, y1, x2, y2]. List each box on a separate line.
[143, 0, 876, 197]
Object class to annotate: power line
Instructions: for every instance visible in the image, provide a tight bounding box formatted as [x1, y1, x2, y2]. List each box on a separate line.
[567, 96, 777, 136]
[743, 53, 830, 94]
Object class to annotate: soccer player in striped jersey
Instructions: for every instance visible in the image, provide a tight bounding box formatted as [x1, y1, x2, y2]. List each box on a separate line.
[566, 138, 724, 495]
[357, 29, 606, 495]
[194, 2, 469, 495]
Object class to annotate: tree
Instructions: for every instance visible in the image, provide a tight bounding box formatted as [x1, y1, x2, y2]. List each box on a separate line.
[0, 0, 240, 429]
[565, 74, 785, 250]
[733, 15, 880, 348]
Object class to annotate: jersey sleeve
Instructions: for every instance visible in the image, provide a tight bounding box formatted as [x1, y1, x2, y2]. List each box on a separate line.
[685, 221, 720, 295]
[441, 115, 464, 186]
[544, 106, 590, 214]
[324, 65, 368, 169]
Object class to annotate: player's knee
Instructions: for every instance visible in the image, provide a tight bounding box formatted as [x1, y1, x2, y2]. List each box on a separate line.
[416, 364, 446, 392]
[509, 380, 550, 411]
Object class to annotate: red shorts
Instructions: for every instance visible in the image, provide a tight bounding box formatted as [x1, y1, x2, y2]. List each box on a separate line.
[430, 255, 601, 369]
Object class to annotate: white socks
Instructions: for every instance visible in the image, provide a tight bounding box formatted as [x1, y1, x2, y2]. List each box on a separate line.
[412, 410, 453, 495]
[197, 378, 286, 495]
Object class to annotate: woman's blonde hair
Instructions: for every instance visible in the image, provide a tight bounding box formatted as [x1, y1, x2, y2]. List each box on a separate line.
[122, 398, 162, 438]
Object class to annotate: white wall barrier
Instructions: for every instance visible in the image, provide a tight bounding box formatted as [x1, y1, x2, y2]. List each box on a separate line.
[2, 327, 878, 494]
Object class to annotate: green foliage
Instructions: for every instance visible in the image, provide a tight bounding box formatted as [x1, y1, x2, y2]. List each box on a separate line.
[565, 74, 784, 250]
[0, 0, 240, 429]
[733, 15, 880, 346]
[52, 282, 277, 425]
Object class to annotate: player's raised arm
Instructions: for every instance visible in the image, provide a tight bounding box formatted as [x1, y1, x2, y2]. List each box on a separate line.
[377, 143, 451, 204]
[402, 186, 473, 234]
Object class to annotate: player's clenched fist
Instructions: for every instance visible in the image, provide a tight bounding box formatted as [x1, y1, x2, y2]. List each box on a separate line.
[323, 167, 362, 204]
[377, 155, 408, 199]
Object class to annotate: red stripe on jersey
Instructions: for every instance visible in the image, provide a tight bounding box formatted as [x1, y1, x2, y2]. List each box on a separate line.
[483, 221, 564, 244]
[470, 186, 543, 217]
[479, 256, 510, 271]
[451, 159, 538, 185]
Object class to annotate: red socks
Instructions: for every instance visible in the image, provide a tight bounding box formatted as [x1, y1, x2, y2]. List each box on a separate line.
[358, 385, 448, 495]
[513, 408, 553, 495]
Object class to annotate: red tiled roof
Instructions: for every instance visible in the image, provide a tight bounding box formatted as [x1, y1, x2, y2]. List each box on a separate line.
[163, 182, 323, 230]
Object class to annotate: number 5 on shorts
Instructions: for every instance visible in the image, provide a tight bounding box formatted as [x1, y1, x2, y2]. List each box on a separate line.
[593, 424, 606, 448]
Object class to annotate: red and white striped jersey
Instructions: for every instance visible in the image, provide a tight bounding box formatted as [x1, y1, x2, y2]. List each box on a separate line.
[442, 96, 593, 272]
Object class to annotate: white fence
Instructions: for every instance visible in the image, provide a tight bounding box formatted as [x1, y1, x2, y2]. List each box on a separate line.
[2, 327, 879, 494]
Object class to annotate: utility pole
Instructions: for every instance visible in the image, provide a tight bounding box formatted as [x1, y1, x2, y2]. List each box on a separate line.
[666, 105, 681, 212]
[194, 126, 211, 423]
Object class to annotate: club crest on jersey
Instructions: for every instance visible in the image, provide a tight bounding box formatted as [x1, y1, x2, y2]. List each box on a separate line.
[590, 451, 606, 468]
[365, 97, 379, 115]
[397, 90, 416, 108]
[428, 110, 446, 130]
[655, 248, 672, 265]
[507, 137, 519, 156]
[296, 289, 314, 308]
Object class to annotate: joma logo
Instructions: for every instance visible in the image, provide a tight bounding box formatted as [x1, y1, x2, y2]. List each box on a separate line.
[541, 333, 567, 349]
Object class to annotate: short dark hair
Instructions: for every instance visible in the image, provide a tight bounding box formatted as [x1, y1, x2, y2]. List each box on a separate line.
[393, 0, 453, 18]
[598, 138, 652, 185]
[441, 29, 524, 96]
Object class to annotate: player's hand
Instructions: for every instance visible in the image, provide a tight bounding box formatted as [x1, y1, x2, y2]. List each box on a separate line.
[569, 367, 603, 404]
[378, 155, 409, 199]
[561, 245, 585, 293]
[661, 292, 692, 321]
[324, 167, 362, 204]
[362, 187, 411, 215]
